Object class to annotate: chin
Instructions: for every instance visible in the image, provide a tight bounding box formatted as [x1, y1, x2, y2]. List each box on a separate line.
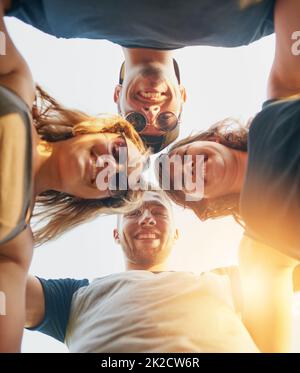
[134, 246, 159, 256]
[136, 257, 163, 268]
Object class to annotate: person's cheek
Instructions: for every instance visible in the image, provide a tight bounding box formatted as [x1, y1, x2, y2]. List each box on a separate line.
[122, 224, 133, 246]
[60, 160, 76, 195]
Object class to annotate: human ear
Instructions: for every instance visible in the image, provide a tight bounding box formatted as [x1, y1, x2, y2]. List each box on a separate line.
[179, 85, 187, 103]
[174, 228, 180, 241]
[113, 228, 121, 244]
[113, 84, 122, 103]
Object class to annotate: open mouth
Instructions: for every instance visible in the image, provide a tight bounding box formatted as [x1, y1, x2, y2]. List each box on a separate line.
[136, 91, 168, 103]
[134, 232, 160, 240]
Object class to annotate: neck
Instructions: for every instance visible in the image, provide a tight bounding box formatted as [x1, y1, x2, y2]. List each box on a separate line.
[123, 47, 174, 69]
[125, 260, 168, 272]
[231, 149, 248, 193]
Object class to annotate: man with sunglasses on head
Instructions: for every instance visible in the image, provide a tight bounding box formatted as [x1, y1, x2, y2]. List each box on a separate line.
[4, 0, 275, 152]
[115, 57, 185, 153]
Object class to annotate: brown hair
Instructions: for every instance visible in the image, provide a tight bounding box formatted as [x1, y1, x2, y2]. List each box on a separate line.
[158, 118, 249, 223]
[32, 86, 148, 246]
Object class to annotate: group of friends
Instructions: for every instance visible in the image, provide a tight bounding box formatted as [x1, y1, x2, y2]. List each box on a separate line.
[0, 0, 300, 353]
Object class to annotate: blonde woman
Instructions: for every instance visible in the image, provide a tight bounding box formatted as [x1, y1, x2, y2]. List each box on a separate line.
[0, 4, 148, 352]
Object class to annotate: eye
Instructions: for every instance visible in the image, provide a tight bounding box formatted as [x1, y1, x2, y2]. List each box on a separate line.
[111, 137, 127, 163]
[152, 208, 168, 217]
[125, 209, 142, 217]
[112, 144, 120, 163]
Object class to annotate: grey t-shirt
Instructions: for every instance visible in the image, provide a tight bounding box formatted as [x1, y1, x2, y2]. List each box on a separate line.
[31, 271, 258, 352]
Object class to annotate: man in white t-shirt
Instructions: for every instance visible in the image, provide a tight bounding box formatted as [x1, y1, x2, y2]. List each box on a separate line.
[24, 189, 297, 352]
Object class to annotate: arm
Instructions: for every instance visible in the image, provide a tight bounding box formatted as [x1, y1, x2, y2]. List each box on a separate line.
[0, 3, 36, 351]
[25, 276, 89, 343]
[0, 228, 33, 352]
[239, 235, 299, 352]
[0, 1, 34, 106]
[25, 275, 45, 329]
[268, 0, 300, 99]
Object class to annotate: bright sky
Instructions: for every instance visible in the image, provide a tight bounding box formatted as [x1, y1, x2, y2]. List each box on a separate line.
[5, 16, 300, 353]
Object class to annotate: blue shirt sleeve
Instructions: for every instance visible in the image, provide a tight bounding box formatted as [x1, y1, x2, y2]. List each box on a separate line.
[27, 277, 89, 343]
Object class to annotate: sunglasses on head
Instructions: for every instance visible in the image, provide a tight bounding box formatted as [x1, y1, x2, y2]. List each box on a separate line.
[125, 111, 180, 134]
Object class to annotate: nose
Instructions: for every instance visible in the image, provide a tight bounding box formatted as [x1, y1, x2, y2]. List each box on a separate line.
[97, 156, 120, 174]
[139, 209, 156, 227]
[142, 105, 160, 124]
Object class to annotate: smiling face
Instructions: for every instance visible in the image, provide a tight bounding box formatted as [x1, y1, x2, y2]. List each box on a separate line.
[115, 191, 178, 268]
[114, 63, 186, 138]
[166, 140, 243, 200]
[52, 132, 144, 199]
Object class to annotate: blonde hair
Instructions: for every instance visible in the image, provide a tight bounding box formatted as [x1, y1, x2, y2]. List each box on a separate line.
[32, 86, 148, 246]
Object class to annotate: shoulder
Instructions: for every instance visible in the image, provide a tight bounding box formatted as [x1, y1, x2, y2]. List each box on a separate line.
[250, 96, 300, 137]
[0, 70, 35, 111]
[0, 101, 33, 245]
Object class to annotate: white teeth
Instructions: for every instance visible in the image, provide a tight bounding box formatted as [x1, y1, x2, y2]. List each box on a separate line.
[137, 234, 157, 239]
[139, 92, 164, 99]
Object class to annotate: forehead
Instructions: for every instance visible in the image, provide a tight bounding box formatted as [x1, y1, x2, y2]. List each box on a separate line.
[119, 191, 173, 226]
[141, 192, 171, 210]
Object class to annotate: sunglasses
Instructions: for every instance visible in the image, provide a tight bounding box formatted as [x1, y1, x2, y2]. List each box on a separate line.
[125, 111, 180, 134]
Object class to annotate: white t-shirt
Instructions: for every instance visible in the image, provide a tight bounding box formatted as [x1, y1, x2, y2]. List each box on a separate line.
[62, 271, 258, 352]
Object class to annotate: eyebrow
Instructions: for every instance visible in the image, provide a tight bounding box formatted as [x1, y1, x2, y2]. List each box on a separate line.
[123, 201, 169, 217]
[143, 201, 168, 209]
